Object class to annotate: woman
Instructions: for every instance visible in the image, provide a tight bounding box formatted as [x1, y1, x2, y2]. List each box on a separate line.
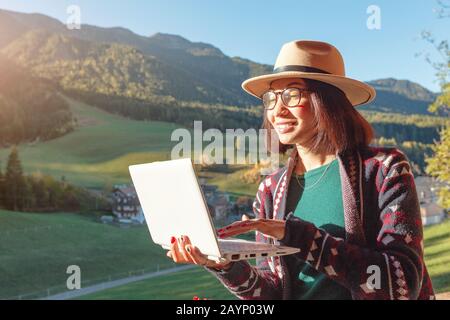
[166, 40, 435, 300]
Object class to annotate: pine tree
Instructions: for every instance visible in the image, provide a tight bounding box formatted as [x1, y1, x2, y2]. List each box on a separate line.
[423, 1, 450, 210]
[426, 123, 450, 209]
[4, 146, 26, 211]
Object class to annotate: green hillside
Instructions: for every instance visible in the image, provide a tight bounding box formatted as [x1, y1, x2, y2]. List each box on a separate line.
[2, 30, 206, 103]
[0, 95, 259, 198]
[0, 91, 443, 191]
[0, 209, 176, 299]
[0, 15, 265, 107]
[0, 96, 178, 188]
[0, 90, 444, 190]
[0, 8, 446, 157]
[423, 219, 450, 294]
[0, 54, 74, 145]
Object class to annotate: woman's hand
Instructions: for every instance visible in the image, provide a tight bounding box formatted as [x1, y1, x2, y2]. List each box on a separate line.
[166, 235, 232, 270]
[217, 214, 286, 240]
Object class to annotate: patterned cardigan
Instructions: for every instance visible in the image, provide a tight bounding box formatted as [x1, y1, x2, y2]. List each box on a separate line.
[206, 145, 435, 300]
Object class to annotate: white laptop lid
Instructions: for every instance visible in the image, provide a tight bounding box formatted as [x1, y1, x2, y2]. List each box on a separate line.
[128, 158, 222, 258]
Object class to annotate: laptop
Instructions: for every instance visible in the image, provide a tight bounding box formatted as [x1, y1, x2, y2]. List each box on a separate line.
[128, 158, 300, 263]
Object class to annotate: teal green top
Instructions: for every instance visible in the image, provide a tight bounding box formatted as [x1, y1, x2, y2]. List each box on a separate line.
[285, 158, 352, 300]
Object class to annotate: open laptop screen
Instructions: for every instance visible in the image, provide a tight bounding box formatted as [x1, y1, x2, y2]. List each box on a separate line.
[129, 158, 222, 258]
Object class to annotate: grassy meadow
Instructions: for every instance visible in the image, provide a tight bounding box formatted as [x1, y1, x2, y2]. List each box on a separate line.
[0, 97, 178, 189]
[0, 209, 175, 299]
[0, 96, 258, 196]
[0, 97, 258, 299]
[423, 218, 450, 294]
[77, 218, 450, 300]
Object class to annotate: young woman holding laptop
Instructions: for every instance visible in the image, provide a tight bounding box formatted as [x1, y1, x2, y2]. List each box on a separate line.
[166, 40, 434, 300]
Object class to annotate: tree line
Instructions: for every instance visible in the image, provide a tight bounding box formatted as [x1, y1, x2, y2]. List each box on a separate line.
[66, 89, 261, 131]
[0, 147, 101, 212]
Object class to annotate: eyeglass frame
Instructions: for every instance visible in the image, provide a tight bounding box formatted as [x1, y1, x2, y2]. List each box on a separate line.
[261, 86, 311, 110]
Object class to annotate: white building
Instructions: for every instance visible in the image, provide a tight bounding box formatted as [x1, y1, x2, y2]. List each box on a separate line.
[421, 202, 446, 226]
[112, 184, 145, 224]
[414, 175, 447, 226]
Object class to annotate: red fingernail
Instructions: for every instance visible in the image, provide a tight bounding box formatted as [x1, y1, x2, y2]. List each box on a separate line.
[171, 236, 176, 244]
[193, 296, 199, 300]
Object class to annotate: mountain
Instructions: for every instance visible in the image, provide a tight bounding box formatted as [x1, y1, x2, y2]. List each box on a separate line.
[369, 78, 436, 101]
[0, 8, 442, 116]
[149, 32, 224, 56]
[2, 29, 96, 66]
[360, 78, 439, 115]
[0, 8, 446, 176]
[0, 9, 271, 106]
[1, 30, 214, 102]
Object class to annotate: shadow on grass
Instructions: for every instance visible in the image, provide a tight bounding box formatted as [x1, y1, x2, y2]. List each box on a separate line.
[424, 248, 450, 260]
[424, 235, 450, 247]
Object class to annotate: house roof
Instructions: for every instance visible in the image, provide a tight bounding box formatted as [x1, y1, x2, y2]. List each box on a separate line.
[113, 185, 137, 197]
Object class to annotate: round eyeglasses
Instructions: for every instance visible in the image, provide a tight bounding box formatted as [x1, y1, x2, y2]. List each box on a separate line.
[262, 87, 309, 110]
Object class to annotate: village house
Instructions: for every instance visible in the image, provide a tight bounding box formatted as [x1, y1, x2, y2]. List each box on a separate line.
[111, 184, 145, 224]
[210, 192, 230, 220]
[201, 183, 219, 202]
[415, 176, 447, 226]
[199, 182, 255, 224]
[108, 181, 235, 225]
[199, 183, 235, 221]
[420, 202, 446, 226]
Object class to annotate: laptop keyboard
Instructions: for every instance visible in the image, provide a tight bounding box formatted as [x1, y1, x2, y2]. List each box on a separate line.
[218, 238, 279, 253]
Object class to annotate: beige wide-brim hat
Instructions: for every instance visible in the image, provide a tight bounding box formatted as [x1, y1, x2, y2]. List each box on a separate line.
[242, 40, 376, 106]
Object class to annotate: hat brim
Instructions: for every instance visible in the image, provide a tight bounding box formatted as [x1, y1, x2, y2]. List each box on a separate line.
[242, 71, 376, 107]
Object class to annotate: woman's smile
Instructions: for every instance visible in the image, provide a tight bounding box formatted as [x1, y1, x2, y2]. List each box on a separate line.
[274, 119, 298, 134]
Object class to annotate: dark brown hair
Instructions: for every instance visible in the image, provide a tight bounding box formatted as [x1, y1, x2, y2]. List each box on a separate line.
[262, 78, 375, 155]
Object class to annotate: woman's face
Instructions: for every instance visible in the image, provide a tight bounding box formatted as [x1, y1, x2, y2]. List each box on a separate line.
[265, 78, 317, 147]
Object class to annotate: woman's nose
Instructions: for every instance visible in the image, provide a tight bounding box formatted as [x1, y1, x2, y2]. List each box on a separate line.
[272, 97, 289, 116]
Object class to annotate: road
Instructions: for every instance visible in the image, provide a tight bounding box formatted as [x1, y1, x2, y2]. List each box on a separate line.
[42, 265, 195, 300]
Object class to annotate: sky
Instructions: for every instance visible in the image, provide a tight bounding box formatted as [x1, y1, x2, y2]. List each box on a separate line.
[0, 0, 448, 92]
